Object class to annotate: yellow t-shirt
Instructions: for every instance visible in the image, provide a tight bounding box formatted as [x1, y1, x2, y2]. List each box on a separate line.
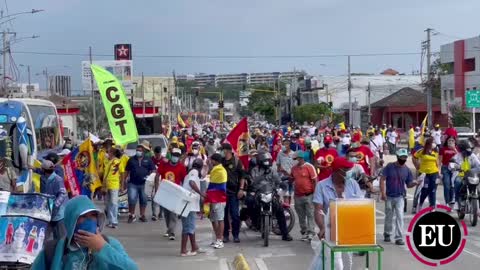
[104, 158, 122, 190]
[119, 154, 129, 172]
[98, 149, 107, 174]
[414, 149, 439, 174]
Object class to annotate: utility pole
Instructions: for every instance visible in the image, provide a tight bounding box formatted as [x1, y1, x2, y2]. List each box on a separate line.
[89, 46, 97, 135]
[367, 82, 372, 124]
[2, 31, 6, 95]
[141, 73, 145, 118]
[348, 55, 352, 127]
[425, 28, 433, 129]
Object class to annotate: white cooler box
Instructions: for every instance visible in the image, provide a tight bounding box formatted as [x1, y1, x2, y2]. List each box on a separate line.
[153, 180, 199, 217]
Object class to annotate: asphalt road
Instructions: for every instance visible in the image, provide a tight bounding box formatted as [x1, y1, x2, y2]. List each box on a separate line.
[105, 155, 480, 270]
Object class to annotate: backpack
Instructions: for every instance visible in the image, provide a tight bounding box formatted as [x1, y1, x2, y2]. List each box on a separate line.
[44, 234, 110, 269]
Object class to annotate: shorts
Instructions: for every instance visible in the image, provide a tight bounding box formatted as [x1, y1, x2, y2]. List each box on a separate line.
[287, 182, 294, 197]
[181, 211, 197, 234]
[127, 183, 148, 207]
[209, 202, 226, 222]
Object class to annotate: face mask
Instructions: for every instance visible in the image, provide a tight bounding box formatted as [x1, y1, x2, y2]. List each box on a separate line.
[344, 170, 353, 179]
[464, 150, 473, 157]
[65, 144, 72, 149]
[43, 169, 54, 175]
[282, 146, 287, 152]
[136, 151, 143, 158]
[263, 161, 270, 166]
[192, 149, 199, 155]
[171, 156, 180, 164]
[348, 157, 358, 163]
[397, 159, 407, 165]
[74, 218, 97, 235]
[220, 151, 226, 158]
[324, 143, 330, 148]
[250, 158, 257, 166]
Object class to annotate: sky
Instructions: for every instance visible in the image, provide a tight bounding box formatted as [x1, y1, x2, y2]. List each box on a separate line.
[3, 0, 480, 93]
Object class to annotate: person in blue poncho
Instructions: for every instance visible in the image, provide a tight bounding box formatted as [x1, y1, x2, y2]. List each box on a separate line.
[31, 195, 138, 270]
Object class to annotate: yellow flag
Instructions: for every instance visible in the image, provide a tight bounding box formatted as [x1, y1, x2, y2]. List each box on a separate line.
[177, 114, 186, 128]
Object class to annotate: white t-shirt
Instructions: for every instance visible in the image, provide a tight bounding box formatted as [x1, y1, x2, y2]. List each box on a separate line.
[388, 131, 398, 144]
[182, 170, 201, 212]
[342, 136, 351, 145]
[370, 134, 385, 153]
[432, 130, 442, 145]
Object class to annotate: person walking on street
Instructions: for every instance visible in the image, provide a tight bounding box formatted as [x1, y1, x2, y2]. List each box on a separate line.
[413, 138, 441, 210]
[31, 195, 138, 270]
[314, 135, 338, 181]
[380, 149, 418, 245]
[432, 124, 442, 151]
[206, 153, 228, 249]
[39, 160, 69, 239]
[124, 143, 156, 223]
[155, 148, 187, 240]
[180, 159, 206, 256]
[277, 139, 296, 204]
[312, 157, 363, 270]
[387, 128, 398, 155]
[408, 125, 415, 153]
[439, 137, 458, 206]
[104, 148, 123, 229]
[291, 151, 317, 241]
[151, 146, 166, 221]
[220, 143, 246, 243]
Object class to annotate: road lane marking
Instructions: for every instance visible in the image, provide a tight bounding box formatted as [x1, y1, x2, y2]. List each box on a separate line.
[376, 209, 385, 216]
[463, 249, 480, 259]
[255, 258, 270, 270]
[259, 253, 296, 258]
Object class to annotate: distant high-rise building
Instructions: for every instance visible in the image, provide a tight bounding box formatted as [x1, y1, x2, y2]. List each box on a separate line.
[50, 75, 72, 96]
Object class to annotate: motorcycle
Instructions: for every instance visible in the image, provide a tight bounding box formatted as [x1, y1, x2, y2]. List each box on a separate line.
[240, 182, 295, 247]
[457, 170, 479, 226]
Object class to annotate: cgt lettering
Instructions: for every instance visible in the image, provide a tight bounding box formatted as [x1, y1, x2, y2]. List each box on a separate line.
[106, 86, 128, 135]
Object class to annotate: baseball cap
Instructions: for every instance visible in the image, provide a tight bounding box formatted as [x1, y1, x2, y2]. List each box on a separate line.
[435, 124, 440, 128]
[396, 148, 409, 157]
[331, 157, 355, 171]
[324, 135, 333, 143]
[171, 148, 182, 156]
[211, 153, 223, 163]
[221, 143, 233, 151]
[292, 151, 304, 160]
[41, 160, 55, 170]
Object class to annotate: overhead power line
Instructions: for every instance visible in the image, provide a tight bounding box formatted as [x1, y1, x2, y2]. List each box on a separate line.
[11, 50, 423, 59]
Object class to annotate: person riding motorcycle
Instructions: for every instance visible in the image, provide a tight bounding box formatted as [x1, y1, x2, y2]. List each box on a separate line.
[245, 151, 293, 241]
[451, 140, 480, 206]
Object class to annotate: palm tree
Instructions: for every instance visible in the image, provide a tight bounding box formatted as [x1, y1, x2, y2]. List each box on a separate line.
[77, 99, 109, 138]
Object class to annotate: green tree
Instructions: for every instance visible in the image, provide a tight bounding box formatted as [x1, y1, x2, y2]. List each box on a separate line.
[451, 106, 471, 127]
[246, 84, 286, 123]
[293, 103, 333, 123]
[77, 99, 109, 137]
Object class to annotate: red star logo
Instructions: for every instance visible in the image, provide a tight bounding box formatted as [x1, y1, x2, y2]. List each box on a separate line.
[117, 45, 129, 57]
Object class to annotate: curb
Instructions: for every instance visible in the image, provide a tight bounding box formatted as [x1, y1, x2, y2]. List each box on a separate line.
[233, 253, 251, 270]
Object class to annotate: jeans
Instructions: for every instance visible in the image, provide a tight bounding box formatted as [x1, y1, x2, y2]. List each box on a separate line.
[294, 194, 315, 235]
[454, 177, 463, 204]
[127, 183, 147, 207]
[388, 142, 396, 154]
[164, 208, 177, 235]
[106, 189, 119, 225]
[441, 166, 454, 204]
[224, 194, 240, 239]
[182, 211, 196, 235]
[151, 202, 163, 217]
[419, 173, 439, 207]
[384, 197, 405, 241]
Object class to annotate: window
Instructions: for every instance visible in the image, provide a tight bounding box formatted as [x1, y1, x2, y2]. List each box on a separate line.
[450, 89, 455, 101]
[465, 58, 475, 72]
[27, 105, 60, 151]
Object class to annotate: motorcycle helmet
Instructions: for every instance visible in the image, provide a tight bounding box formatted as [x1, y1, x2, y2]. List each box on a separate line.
[257, 151, 272, 168]
[458, 139, 474, 156]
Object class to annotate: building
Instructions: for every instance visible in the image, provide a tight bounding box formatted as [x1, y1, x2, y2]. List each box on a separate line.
[216, 73, 248, 85]
[176, 74, 195, 81]
[440, 35, 480, 112]
[368, 87, 447, 130]
[195, 74, 216, 87]
[6, 83, 41, 96]
[50, 75, 72, 96]
[182, 71, 306, 87]
[131, 76, 175, 118]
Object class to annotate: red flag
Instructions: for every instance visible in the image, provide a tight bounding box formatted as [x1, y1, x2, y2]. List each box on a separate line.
[226, 117, 249, 170]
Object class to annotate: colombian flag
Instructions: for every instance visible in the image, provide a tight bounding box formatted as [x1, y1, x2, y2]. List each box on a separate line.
[62, 139, 101, 198]
[206, 164, 227, 203]
[336, 122, 346, 131]
[226, 117, 249, 170]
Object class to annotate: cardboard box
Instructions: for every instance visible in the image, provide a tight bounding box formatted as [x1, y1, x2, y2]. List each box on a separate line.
[329, 199, 376, 246]
[153, 180, 199, 217]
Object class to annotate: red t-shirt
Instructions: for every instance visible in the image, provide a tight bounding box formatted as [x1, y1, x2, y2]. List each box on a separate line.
[439, 147, 458, 166]
[156, 162, 187, 186]
[356, 145, 374, 175]
[314, 147, 338, 181]
[444, 128, 458, 139]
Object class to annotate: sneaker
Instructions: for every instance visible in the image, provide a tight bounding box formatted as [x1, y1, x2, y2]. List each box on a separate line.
[139, 216, 148, 222]
[307, 234, 314, 241]
[213, 240, 224, 249]
[128, 214, 137, 224]
[152, 216, 158, 221]
[233, 237, 240, 243]
[163, 233, 170, 238]
[210, 242, 216, 247]
[384, 236, 391, 242]
[107, 224, 116, 229]
[395, 239, 405, 245]
[301, 234, 310, 241]
[282, 235, 293, 241]
[169, 234, 176, 240]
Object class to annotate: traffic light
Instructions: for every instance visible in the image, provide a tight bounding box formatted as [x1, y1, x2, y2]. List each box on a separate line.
[218, 100, 224, 108]
[328, 101, 333, 108]
[195, 89, 199, 96]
